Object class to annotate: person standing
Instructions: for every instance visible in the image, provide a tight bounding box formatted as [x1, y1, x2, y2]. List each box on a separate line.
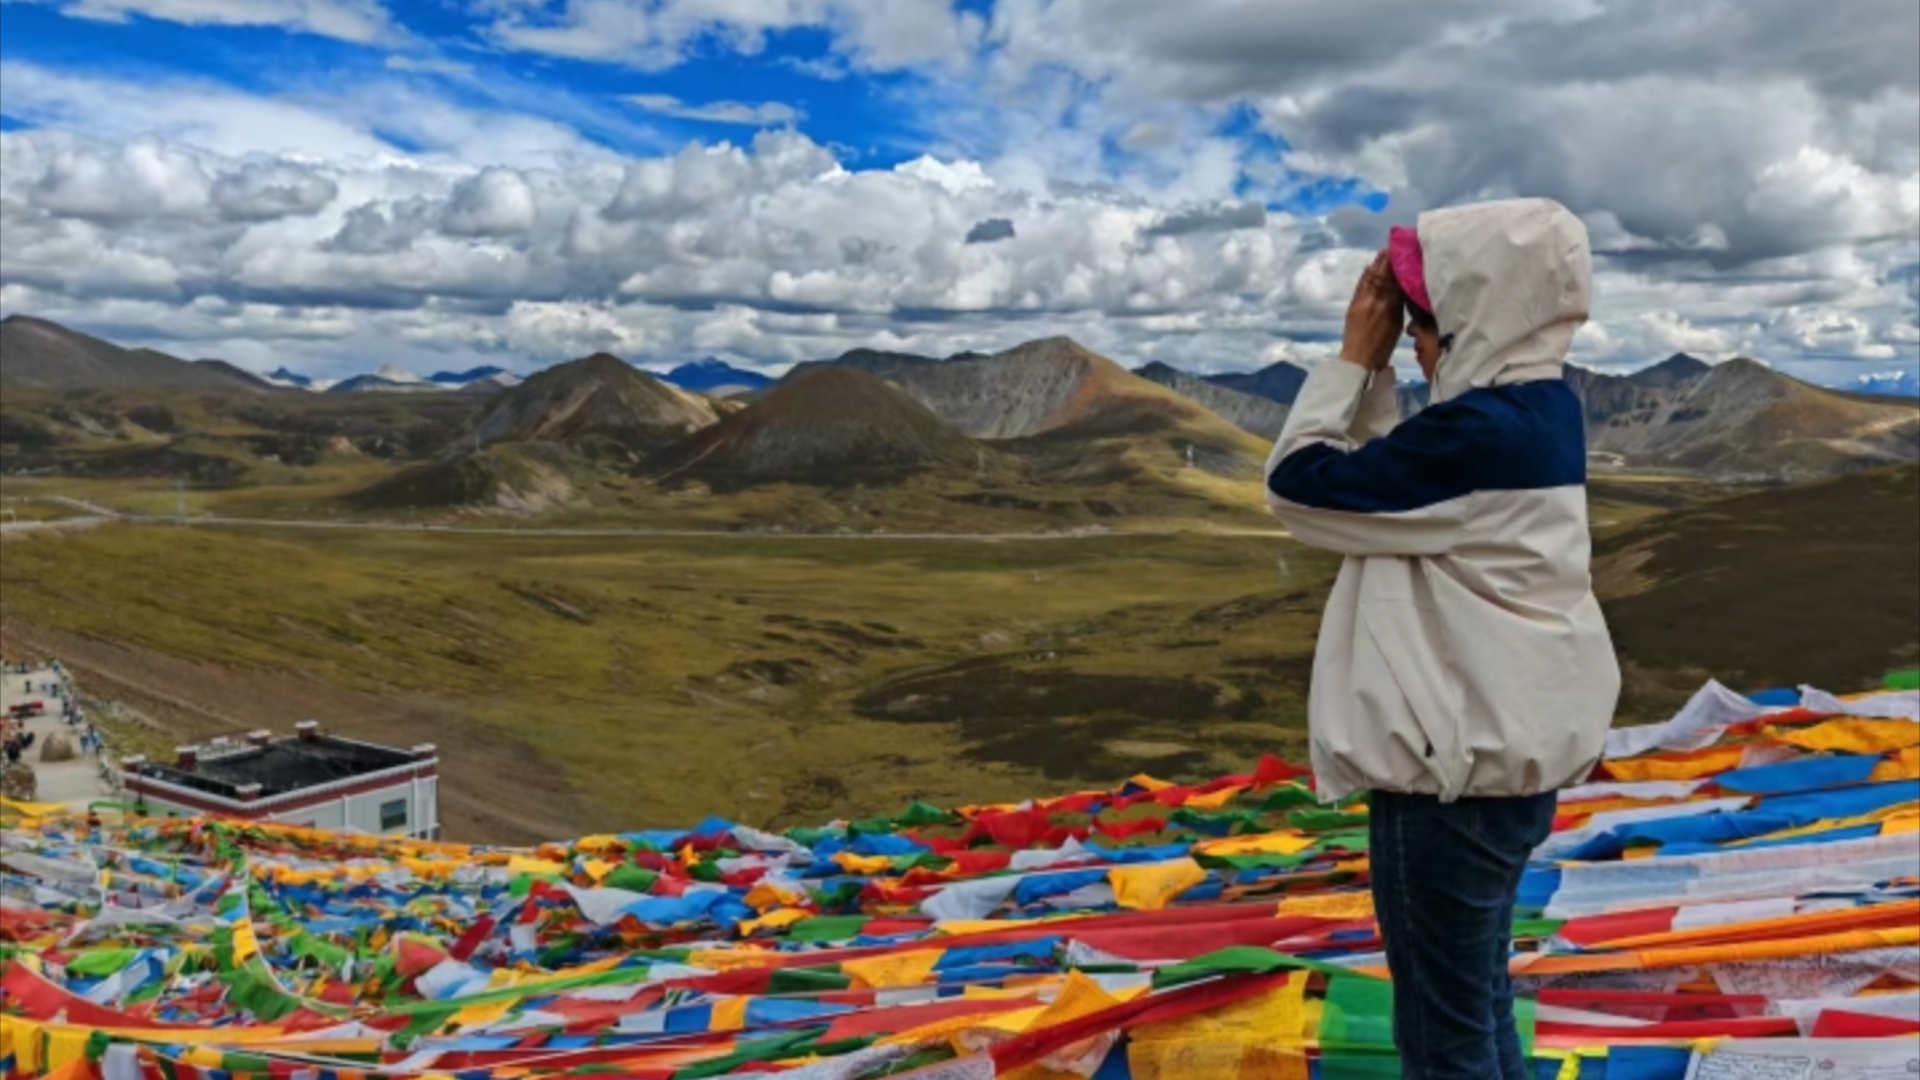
[1264, 198, 1620, 1080]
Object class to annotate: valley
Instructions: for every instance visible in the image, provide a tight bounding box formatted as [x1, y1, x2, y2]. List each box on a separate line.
[4, 313, 1916, 845]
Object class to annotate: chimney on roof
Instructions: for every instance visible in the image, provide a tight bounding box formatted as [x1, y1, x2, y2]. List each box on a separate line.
[246, 729, 272, 747]
[295, 720, 319, 741]
[176, 745, 200, 769]
[235, 783, 262, 801]
[411, 743, 437, 759]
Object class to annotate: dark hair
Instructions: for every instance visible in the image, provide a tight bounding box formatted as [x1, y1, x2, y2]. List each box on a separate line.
[1407, 305, 1438, 332]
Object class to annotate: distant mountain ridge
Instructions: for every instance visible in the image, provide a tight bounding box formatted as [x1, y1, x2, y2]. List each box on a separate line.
[657, 358, 775, 396]
[1131, 361, 1291, 438]
[1204, 361, 1310, 406]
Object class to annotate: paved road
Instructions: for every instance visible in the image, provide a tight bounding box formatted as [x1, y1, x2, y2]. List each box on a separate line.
[11, 496, 1292, 543]
[2, 665, 110, 811]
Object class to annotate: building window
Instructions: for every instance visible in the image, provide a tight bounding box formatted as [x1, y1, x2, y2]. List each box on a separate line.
[379, 799, 408, 831]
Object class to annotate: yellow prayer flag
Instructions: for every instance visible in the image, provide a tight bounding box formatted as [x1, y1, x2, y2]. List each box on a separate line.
[1276, 891, 1375, 920]
[1109, 858, 1207, 911]
[1128, 973, 1310, 1080]
[842, 947, 943, 990]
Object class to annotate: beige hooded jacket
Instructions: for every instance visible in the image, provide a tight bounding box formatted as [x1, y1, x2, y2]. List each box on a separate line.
[1264, 198, 1621, 802]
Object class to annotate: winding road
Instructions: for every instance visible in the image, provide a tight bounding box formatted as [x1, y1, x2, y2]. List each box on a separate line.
[2, 496, 1291, 543]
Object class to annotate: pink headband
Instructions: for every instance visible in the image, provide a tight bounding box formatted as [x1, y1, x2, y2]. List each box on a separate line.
[1388, 225, 1432, 317]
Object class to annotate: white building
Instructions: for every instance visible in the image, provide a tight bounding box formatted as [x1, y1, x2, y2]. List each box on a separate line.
[121, 721, 440, 839]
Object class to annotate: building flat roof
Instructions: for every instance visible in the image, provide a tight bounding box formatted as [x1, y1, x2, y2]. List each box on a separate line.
[131, 736, 418, 801]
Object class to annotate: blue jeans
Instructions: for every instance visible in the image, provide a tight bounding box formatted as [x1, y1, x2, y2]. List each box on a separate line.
[1369, 789, 1558, 1080]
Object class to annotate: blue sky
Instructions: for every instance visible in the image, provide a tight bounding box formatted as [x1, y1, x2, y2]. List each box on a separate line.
[0, 0, 1915, 387]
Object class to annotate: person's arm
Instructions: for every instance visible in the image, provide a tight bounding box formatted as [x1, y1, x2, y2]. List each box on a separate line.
[1263, 248, 1467, 557]
[1265, 376, 1472, 557]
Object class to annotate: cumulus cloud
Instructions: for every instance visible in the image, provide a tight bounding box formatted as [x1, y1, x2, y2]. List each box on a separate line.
[625, 94, 802, 126]
[211, 162, 340, 221]
[486, 0, 982, 72]
[0, 1, 1914, 384]
[439, 167, 538, 237]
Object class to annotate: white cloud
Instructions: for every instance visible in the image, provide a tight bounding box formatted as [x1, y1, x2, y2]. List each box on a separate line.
[624, 94, 801, 126]
[484, 0, 980, 72]
[1, 1, 1915, 385]
[3, 0, 397, 43]
[384, 55, 477, 78]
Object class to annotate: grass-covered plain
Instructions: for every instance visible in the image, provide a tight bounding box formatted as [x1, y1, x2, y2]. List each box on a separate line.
[0, 523, 1340, 842]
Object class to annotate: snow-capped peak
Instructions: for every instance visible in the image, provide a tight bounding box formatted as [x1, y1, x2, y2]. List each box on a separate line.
[374, 365, 424, 384]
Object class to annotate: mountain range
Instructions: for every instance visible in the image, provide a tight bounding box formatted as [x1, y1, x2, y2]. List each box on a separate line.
[4, 315, 1916, 507]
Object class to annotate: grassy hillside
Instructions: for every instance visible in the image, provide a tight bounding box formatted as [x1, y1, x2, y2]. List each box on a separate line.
[1594, 465, 1920, 694]
[0, 524, 1338, 842]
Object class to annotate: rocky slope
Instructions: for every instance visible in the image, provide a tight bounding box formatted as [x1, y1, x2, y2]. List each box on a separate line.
[1132, 361, 1291, 439]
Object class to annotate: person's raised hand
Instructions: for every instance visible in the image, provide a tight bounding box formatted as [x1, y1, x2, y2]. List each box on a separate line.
[1340, 249, 1404, 373]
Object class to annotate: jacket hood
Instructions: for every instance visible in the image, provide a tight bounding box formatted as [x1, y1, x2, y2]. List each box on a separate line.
[1418, 198, 1591, 404]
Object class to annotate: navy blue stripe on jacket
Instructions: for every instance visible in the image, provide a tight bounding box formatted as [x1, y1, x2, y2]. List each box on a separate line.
[1267, 380, 1587, 513]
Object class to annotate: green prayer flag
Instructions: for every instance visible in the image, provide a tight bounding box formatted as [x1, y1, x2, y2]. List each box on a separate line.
[603, 864, 658, 893]
[894, 801, 958, 827]
[767, 966, 850, 994]
[65, 947, 138, 977]
[785, 915, 871, 943]
[1151, 945, 1350, 988]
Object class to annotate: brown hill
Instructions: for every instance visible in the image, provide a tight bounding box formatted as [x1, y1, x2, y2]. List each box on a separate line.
[0, 316, 267, 394]
[650, 368, 983, 490]
[468, 353, 717, 457]
[350, 443, 591, 513]
[1596, 465, 1920, 693]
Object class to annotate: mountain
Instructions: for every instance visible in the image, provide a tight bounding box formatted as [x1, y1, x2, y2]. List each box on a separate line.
[790, 347, 942, 378]
[1203, 361, 1310, 406]
[1132, 361, 1291, 438]
[1852, 370, 1920, 399]
[468, 352, 718, 456]
[658, 358, 775, 397]
[192, 359, 287, 393]
[1570, 357, 1919, 476]
[457, 374, 521, 395]
[266, 366, 315, 389]
[0, 315, 266, 393]
[1625, 352, 1712, 389]
[793, 337, 1272, 486]
[798, 337, 1236, 441]
[326, 374, 446, 394]
[651, 368, 982, 490]
[429, 365, 511, 386]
